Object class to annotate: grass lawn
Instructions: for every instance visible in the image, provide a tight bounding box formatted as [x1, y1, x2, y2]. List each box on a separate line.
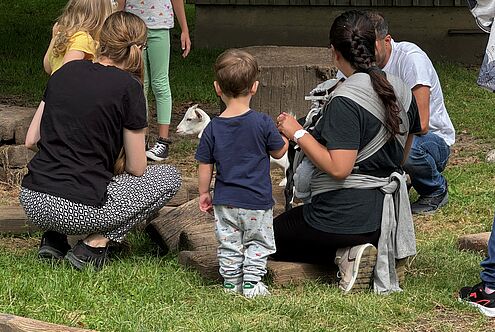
[2, 1, 495, 331]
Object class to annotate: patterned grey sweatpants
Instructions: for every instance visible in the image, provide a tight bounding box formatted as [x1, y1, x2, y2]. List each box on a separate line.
[213, 205, 276, 285]
[19, 165, 181, 242]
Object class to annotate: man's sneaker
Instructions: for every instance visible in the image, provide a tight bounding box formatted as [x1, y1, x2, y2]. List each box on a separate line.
[146, 137, 171, 161]
[466, 0, 493, 33]
[243, 281, 270, 298]
[38, 231, 71, 260]
[411, 188, 448, 215]
[223, 281, 242, 294]
[334, 243, 377, 294]
[65, 240, 109, 270]
[459, 282, 495, 317]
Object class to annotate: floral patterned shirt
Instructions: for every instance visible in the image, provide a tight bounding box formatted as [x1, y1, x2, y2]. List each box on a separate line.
[125, 0, 174, 29]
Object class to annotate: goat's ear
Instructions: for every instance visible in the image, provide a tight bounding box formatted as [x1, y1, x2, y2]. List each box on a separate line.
[192, 104, 198, 109]
[194, 109, 203, 120]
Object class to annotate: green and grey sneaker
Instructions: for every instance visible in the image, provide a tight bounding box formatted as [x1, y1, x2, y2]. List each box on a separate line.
[334, 243, 377, 294]
[223, 281, 242, 294]
[243, 281, 270, 298]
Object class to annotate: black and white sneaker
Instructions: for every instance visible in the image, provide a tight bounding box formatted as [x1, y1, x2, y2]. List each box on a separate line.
[146, 137, 171, 161]
[459, 282, 495, 317]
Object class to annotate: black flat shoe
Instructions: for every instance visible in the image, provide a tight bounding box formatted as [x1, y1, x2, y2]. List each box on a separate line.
[38, 231, 71, 260]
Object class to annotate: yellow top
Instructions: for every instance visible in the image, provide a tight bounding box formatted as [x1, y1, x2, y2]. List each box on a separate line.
[49, 31, 97, 75]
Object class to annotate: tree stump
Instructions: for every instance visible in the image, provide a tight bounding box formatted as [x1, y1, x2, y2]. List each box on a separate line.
[147, 197, 214, 252]
[242, 46, 337, 119]
[458, 232, 490, 254]
[0, 313, 96, 332]
[178, 250, 338, 287]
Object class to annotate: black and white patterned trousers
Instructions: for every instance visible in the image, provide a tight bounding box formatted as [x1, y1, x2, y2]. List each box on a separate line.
[19, 165, 181, 242]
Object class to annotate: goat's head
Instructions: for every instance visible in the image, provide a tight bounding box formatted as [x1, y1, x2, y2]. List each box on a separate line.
[176, 104, 211, 138]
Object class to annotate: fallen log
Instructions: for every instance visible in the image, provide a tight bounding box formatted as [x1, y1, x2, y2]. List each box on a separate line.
[0, 313, 96, 332]
[178, 223, 217, 252]
[166, 177, 200, 207]
[147, 197, 214, 252]
[178, 250, 338, 286]
[178, 250, 220, 281]
[267, 260, 337, 285]
[458, 232, 490, 255]
[176, 196, 287, 252]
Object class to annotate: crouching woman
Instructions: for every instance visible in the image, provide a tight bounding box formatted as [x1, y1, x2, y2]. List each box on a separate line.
[273, 10, 421, 294]
[19, 12, 181, 270]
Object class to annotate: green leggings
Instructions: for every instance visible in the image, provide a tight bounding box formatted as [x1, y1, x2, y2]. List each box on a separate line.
[144, 29, 171, 125]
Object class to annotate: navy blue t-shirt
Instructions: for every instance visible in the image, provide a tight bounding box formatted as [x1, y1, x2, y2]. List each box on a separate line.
[195, 110, 285, 210]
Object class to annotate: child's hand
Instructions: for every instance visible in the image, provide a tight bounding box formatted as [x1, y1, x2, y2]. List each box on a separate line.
[199, 192, 213, 213]
[180, 31, 191, 58]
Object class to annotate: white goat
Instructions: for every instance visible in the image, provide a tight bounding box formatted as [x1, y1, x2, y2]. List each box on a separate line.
[176, 104, 289, 186]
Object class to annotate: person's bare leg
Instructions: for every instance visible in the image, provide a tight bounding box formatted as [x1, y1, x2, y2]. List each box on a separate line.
[84, 234, 110, 248]
[158, 124, 170, 139]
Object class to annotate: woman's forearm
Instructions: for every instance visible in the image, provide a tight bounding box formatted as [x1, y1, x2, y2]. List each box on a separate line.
[297, 134, 357, 180]
[25, 101, 45, 151]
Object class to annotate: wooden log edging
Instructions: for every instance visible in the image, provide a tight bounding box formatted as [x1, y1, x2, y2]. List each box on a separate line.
[0, 313, 97, 332]
[178, 250, 339, 286]
[0, 206, 38, 234]
[147, 197, 215, 252]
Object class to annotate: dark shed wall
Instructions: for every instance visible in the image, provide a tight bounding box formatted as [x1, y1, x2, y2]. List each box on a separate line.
[189, 3, 488, 64]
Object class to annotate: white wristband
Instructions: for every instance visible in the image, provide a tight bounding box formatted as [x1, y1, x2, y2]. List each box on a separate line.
[293, 129, 308, 143]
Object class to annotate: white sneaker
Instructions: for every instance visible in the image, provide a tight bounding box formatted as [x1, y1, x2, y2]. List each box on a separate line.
[334, 243, 377, 294]
[243, 281, 270, 298]
[223, 281, 242, 294]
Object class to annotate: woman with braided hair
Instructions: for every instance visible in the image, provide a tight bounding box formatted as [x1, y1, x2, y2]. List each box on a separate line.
[273, 10, 421, 294]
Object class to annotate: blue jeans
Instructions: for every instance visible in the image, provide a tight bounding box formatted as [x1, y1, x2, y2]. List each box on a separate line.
[481, 215, 495, 289]
[403, 132, 450, 197]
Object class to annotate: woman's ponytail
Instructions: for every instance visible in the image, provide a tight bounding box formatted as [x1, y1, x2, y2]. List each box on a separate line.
[97, 12, 147, 82]
[329, 10, 402, 137]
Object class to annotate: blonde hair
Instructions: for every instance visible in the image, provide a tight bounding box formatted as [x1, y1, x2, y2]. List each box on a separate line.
[214, 49, 259, 98]
[98, 11, 147, 82]
[114, 147, 126, 175]
[52, 0, 113, 58]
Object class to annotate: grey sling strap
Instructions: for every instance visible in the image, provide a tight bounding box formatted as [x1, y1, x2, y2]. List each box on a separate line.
[331, 72, 411, 163]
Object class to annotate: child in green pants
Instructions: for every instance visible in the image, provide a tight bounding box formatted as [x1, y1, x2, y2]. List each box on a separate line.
[119, 0, 191, 160]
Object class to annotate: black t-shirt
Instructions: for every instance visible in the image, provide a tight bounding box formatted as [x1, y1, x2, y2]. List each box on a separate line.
[303, 95, 421, 234]
[22, 60, 147, 206]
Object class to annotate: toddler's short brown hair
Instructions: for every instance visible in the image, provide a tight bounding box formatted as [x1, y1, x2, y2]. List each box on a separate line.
[214, 49, 259, 98]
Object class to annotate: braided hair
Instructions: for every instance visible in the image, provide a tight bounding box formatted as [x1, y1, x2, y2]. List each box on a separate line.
[329, 10, 401, 137]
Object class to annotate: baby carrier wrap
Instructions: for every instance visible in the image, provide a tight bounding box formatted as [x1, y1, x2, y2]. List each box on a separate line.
[294, 72, 416, 294]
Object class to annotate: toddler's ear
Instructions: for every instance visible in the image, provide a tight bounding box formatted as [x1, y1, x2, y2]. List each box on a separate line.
[251, 80, 259, 95]
[213, 81, 222, 97]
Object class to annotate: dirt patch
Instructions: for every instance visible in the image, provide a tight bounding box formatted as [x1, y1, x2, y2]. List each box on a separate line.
[448, 131, 493, 167]
[394, 304, 495, 332]
[0, 236, 38, 254]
